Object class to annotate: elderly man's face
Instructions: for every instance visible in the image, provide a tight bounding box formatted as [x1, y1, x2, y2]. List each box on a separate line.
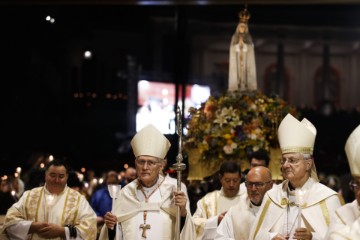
[45, 165, 68, 194]
[135, 156, 163, 187]
[281, 153, 312, 184]
[245, 166, 273, 205]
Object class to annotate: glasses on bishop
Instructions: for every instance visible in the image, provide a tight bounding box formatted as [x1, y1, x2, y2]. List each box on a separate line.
[136, 159, 161, 168]
[245, 181, 272, 189]
[280, 157, 302, 165]
[349, 180, 360, 192]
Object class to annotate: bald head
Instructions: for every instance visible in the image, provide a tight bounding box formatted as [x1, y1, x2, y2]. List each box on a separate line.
[247, 166, 272, 181]
[245, 166, 273, 206]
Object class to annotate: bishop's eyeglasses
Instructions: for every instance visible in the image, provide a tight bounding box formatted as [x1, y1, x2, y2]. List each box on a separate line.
[135, 159, 161, 168]
[245, 181, 272, 189]
[280, 157, 302, 165]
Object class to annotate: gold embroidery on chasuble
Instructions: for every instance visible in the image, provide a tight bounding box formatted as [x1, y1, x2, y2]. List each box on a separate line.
[25, 187, 43, 221]
[25, 187, 81, 225]
[319, 199, 330, 226]
[62, 188, 81, 225]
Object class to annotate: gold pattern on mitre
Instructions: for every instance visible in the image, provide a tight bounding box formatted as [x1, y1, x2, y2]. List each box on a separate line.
[131, 124, 171, 159]
[239, 8, 251, 23]
[278, 114, 316, 155]
[345, 124, 360, 177]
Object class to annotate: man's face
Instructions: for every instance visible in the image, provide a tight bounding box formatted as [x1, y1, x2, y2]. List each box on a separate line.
[250, 158, 267, 168]
[135, 156, 163, 187]
[281, 152, 311, 183]
[246, 167, 273, 205]
[45, 165, 68, 194]
[220, 172, 241, 198]
[106, 171, 119, 185]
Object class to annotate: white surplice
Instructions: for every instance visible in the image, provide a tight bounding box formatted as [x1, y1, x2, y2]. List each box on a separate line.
[192, 188, 243, 240]
[215, 193, 259, 240]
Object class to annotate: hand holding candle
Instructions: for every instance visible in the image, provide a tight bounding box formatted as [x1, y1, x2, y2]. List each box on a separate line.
[107, 184, 121, 230]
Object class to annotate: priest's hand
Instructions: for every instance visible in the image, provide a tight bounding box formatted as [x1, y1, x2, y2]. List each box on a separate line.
[174, 191, 187, 217]
[218, 211, 227, 224]
[294, 227, 312, 240]
[104, 211, 117, 229]
[38, 223, 66, 238]
[28, 222, 48, 234]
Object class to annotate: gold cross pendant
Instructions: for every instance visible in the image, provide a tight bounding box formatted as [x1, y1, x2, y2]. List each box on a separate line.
[140, 223, 151, 238]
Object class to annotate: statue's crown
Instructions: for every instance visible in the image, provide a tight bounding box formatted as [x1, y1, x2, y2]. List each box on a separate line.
[239, 8, 251, 23]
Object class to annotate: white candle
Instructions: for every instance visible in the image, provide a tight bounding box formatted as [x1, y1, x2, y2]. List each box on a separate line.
[295, 189, 306, 228]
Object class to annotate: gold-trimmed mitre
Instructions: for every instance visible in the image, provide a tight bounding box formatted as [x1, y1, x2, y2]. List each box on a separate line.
[345, 124, 360, 177]
[130, 124, 171, 159]
[278, 113, 317, 155]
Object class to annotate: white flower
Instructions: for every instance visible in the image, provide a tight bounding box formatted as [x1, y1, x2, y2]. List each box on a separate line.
[223, 145, 234, 154]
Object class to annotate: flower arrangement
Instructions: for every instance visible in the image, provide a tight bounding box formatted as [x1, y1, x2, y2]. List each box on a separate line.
[184, 90, 298, 165]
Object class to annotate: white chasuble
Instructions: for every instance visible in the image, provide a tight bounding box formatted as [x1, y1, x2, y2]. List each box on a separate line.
[193, 189, 243, 240]
[99, 176, 195, 240]
[215, 193, 258, 240]
[248, 178, 343, 240]
[326, 199, 360, 239]
[0, 185, 97, 240]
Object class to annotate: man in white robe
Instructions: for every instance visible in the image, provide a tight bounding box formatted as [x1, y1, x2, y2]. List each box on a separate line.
[99, 124, 195, 240]
[248, 114, 343, 240]
[0, 159, 97, 240]
[192, 161, 242, 240]
[328, 217, 360, 239]
[327, 124, 360, 239]
[216, 166, 273, 240]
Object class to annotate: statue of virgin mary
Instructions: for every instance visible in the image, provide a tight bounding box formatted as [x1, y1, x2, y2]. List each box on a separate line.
[228, 7, 257, 92]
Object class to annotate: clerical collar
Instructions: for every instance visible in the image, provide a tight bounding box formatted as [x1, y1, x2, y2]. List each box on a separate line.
[249, 201, 260, 215]
[287, 177, 313, 196]
[138, 176, 161, 192]
[250, 200, 261, 207]
[288, 182, 295, 191]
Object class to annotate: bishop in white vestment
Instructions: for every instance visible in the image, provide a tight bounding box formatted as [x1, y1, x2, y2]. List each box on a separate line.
[99, 124, 195, 240]
[248, 114, 343, 240]
[326, 124, 360, 240]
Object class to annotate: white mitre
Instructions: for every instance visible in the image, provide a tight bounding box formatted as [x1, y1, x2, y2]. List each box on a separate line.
[131, 124, 171, 159]
[345, 124, 360, 177]
[278, 113, 319, 181]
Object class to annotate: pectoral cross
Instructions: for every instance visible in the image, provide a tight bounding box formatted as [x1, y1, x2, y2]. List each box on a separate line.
[140, 223, 151, 238]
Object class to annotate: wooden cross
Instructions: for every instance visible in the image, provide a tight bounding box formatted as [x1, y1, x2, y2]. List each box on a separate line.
[140, 223, 151, 238]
